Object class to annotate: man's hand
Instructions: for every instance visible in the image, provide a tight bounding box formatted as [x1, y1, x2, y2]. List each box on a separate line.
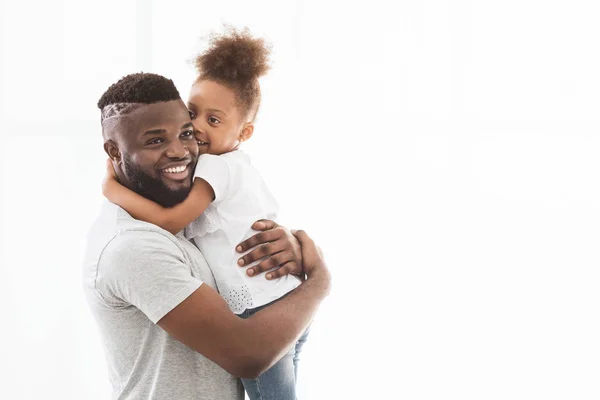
[292, 230, 330, 291]
[102, 159, 120, 198]
[236, 220, 303, 280]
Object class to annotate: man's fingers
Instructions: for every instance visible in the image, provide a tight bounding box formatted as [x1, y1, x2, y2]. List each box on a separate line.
[292, 230, 321, 261]
[265, 262, 296, 280]
[236, 227, 284, 253]
[273, 261, 301, 277]
[292, 230, 314, 248]
[238, 239, 286, 266]
[245, 251, 293, 276]
[251, 219, 277, 232]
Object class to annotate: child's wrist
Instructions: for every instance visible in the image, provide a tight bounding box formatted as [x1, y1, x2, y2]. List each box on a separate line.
[103, 180, 119, 195]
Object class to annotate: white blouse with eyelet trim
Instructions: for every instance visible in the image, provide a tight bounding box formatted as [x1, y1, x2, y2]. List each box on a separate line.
[185, 150, 301, 314]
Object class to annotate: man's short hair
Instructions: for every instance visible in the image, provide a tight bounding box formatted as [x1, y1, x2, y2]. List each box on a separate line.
[98, 73, 181, 124]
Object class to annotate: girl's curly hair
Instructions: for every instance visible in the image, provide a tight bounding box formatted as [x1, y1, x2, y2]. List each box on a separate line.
[195, 27, 271, 121]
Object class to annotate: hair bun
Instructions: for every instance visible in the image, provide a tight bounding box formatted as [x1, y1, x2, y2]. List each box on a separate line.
[195, 26, 271, 83]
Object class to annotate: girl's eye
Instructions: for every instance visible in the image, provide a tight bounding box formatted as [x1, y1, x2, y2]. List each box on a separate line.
[208, 116, 220, 124]
[189, 111, 196, 119]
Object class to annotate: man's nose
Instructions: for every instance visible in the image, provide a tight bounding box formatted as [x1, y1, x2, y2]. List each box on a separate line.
[165, 139, 189, 158]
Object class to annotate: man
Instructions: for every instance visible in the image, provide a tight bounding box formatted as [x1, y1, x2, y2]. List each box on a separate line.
[83, 73, 331, 399]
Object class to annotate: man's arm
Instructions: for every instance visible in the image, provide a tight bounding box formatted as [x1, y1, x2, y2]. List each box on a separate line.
[158, 230, 330, 378]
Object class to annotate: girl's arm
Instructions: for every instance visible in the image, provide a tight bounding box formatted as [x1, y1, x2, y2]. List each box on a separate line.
[102, 160, 214, 234]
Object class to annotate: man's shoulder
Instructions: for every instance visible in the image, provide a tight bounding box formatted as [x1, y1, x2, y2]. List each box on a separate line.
[85, 202, 186, 267]
[83, 202, 197, 297]
[89, 201, 172, 234]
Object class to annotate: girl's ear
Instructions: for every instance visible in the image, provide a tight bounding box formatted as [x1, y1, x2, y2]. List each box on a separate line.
[104, 140, 122, 165]
[239, 123, 254, 143]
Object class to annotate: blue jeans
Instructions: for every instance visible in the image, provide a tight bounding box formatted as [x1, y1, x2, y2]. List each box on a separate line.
[238, 298, 310, 400]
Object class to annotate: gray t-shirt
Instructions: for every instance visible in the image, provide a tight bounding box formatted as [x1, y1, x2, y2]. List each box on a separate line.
[82, 202, 244, 399]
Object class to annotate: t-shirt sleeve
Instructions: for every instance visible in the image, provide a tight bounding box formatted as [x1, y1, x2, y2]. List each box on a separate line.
[193, 154, 231, 204]
[95, 230, 203, 323]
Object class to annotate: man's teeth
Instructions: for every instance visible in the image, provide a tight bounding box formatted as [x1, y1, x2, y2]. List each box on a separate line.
[163, 165, 187, 173]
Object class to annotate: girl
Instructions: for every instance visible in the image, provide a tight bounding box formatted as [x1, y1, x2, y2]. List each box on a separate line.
[103, 27, 309, 400]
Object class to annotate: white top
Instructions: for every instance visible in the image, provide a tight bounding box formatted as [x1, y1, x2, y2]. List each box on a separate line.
[185, 150, 301, 314]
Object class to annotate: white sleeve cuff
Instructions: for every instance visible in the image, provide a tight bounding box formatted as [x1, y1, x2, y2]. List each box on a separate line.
[193, 154, 231, 203]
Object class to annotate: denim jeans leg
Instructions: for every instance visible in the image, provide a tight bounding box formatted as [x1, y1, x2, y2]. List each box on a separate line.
[241, 345, 296, 400]
[238, 297, 308, 400]
[293, 326, 311, 382]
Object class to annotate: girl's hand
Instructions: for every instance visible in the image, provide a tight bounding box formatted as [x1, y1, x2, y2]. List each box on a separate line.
[102, 159, 119, 198]
[235, 220, 304, 281]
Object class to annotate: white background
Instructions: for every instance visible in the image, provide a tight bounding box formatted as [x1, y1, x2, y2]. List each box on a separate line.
[1, 0, 600, 399]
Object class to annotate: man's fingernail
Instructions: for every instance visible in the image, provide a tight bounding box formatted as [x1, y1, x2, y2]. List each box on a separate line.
[238, 259, 245, 266]
[255, 222, 265, 229]
[247, 269, 254, 276]
[266, 274, 272, 280]
[236, 245, 243, 252]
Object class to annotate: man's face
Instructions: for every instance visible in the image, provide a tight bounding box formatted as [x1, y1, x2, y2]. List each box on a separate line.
[110, 100, 199, 207]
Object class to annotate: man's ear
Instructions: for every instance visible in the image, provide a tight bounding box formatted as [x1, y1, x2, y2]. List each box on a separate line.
[239, 123, 254, 143]
[104, 140, 122, 164]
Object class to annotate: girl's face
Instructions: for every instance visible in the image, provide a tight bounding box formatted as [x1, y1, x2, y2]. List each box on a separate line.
[187, 79, 252, 156]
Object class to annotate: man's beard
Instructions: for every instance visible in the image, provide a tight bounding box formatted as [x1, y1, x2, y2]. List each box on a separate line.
[122, 154, 191, 208]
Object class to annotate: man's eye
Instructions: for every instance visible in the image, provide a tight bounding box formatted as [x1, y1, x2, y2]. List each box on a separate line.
[147, 138, 163, 145]
[208, 116, 220, 124]
[181, 130, 194, 138]
[189, 111, 196, 119]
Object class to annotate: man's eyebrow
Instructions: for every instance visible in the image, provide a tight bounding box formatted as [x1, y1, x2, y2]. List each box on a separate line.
[143, 129, 166, 136]
[142, 123, 192, 136]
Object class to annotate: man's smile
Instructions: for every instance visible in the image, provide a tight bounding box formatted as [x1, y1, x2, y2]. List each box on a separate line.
[159, 162, 191, 181]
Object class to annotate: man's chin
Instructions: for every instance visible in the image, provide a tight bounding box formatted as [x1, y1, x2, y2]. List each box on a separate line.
[162, 189, 190, 208]
[160, 176, 193, 194]
[147, 184, 190, 208]
[161, 180, 190, 193]
[128, 175, 190, 208]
